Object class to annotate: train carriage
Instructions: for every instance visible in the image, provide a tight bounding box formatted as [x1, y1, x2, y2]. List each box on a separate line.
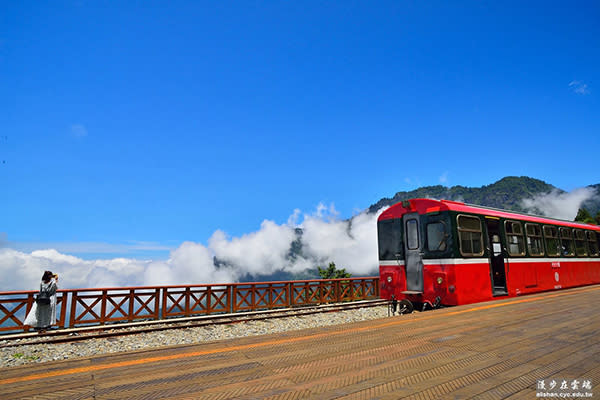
[378, 199, 600, 312]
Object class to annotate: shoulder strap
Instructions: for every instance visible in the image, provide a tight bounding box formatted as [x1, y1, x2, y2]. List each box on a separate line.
[39, 283, 49, 296]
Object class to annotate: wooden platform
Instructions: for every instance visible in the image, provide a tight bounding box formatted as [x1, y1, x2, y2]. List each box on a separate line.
[1, 285, 599, 399]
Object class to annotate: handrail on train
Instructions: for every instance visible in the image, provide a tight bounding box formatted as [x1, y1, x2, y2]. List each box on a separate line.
[0, 277, 380, 334]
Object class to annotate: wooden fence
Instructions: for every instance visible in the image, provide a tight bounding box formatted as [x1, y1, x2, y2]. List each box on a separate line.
[0, 277, 379, 334]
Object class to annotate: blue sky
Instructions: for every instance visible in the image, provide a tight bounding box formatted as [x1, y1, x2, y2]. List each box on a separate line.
[1, 1, 599, 265]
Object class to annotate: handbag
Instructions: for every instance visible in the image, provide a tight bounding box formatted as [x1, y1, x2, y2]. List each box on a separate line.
[36, 289, 50, 305]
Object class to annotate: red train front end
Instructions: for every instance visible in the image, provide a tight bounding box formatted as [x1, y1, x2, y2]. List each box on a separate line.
[378, 199, 459, 312]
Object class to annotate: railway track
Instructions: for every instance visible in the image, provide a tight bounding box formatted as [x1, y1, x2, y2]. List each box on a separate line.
[0, 299, 388, 348]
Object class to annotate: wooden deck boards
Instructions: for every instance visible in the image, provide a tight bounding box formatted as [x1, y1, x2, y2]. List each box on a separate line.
[1, 285, 598, 399]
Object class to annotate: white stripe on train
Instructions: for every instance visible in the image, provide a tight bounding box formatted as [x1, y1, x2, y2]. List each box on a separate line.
[379, 258, 599, 267]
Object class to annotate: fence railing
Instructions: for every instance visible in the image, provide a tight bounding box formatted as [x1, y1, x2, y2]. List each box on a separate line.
[0, 277, 379, 334]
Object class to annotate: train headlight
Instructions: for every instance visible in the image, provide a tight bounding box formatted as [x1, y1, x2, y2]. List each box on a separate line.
[387, 276, 392, 283]
[436, 277, 443, 285]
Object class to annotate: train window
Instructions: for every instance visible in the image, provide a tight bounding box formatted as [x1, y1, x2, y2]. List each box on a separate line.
[505, 220, 525, 256]
[377, 219, 403, 260]
[406, 219, 419, 250]
[457, 215, 484, 256]
[525, 223, 544, 256]
[559, 227, 575, 256]
[543, 226, 559, 256]
[587, 231, 599, 256]
[574, 230, 588, 256]
[427, 222, 447, 252]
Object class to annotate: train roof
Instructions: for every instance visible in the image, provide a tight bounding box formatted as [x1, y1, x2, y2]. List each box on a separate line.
[378, 198, 600, 231]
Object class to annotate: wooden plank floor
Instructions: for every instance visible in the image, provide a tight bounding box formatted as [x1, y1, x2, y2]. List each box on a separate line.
[1, 285, 599, 399]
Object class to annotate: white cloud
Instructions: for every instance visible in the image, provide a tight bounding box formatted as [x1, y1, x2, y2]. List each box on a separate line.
[159, 241, 236, 285]
[0, 204, 386, 291]
[521, 188, 595, 220]
[299, 207, 383, 275]
[287, 208, 302, 226]
[209, 220, 297, 276]
[0, 244, 224, 291]
[569, 80, 590, 95]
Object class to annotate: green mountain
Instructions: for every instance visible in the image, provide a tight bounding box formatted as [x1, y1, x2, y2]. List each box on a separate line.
[368, 176, 600, 216]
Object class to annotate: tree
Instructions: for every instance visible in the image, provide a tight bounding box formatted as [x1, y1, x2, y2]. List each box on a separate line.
[596, 212, 600, 226]
[575, 208, 596, 224]
[317, 262, 352, 279]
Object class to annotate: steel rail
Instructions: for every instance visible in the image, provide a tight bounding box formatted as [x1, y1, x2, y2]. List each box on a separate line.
[0, 299, 388, 348]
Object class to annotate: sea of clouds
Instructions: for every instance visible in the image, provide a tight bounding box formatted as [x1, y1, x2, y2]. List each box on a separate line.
[0, 204, 385, 291]
[1, 187, 596, 292]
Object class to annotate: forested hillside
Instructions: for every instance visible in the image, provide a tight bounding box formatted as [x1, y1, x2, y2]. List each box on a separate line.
[368, 176, 600, 216]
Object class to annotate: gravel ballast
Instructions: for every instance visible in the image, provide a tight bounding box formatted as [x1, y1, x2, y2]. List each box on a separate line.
[0, 306, 390, 367]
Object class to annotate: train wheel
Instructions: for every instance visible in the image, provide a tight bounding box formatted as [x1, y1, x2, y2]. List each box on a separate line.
[398, 299, 414, 314]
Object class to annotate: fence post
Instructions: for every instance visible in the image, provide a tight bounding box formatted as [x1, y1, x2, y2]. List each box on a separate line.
[127, 289, 134, 322]
[267, 283, 273, 310]
[318, 281, 323, 304]
[231, 284, 236, 313]
[58, 292, 68, 328]
[185, 287, 190, 317]
[69, 291, 78, 327]
[101, 290, 107, 325]
[161, 288, 167, 319]
[154, 288, 161, 320]
[206, 286, 212, 315]
[228, 285, 233, 314]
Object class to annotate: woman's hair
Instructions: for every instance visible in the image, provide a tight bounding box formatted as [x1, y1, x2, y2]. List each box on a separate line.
[42, 271, 54, 283]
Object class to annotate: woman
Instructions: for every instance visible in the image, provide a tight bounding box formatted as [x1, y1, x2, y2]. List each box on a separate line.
[24, 271, 58, 333]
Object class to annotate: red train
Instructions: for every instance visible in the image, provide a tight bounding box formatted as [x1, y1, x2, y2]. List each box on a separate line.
[378, 199, 600, 313]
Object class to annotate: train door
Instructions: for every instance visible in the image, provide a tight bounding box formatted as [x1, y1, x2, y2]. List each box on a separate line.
[403, 213, 424, 293]
[485, 217, 508, 296]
